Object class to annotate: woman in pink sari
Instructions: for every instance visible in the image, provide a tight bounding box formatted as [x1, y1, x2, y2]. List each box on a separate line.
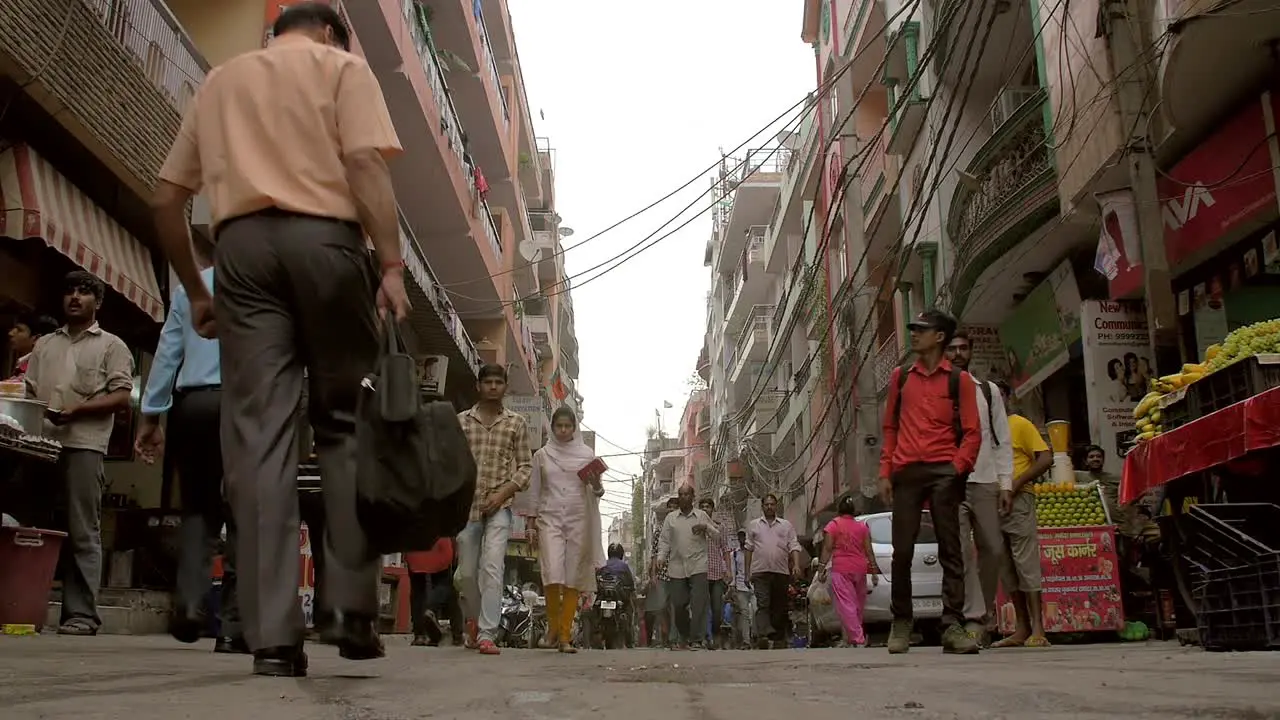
[817, 495, 881, 647]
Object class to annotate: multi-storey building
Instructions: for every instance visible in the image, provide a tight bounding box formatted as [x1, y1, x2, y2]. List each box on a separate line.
[699, 0, 1280, 540]
[0, 0, 581, 616]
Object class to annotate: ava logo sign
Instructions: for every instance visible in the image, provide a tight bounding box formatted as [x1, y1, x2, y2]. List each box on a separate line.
[1162, 183, 1216, 231]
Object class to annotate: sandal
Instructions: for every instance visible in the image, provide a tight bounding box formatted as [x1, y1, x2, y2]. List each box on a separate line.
[990, 636, 1025, 648]
[1024, 635, 1052, 648]
[558, 642, 577, 654]
[537, 631, 558, 649]
[57, 619, 98, 636]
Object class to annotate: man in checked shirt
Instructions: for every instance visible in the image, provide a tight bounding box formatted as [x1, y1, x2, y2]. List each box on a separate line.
[456, 364, 533, 655]
[698, 497, 733, 649]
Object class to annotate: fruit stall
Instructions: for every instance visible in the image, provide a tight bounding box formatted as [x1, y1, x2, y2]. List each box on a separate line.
[995, 479, 1126, 635]
[1121, 319, 1280, 650]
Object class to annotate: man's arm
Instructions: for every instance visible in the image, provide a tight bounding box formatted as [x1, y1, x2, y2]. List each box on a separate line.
[23, 339, 43, 398]
[702, 511, 720, 540]
[1015, 450, 1053, 493]
[989, 384, 1014, 492]
[153, 104, 208, 303]
[878, 368, 901, 479]
[786, 521, 803, 570]
[509, 415, 534, 492]
[140, 289, 188, 417]
[954, 371, 982, 475]
[336, 59, 404, 273]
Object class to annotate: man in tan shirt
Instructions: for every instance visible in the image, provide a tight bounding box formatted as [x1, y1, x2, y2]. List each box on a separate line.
[150, 2, 408, 677]
[22, 271, 134, 636]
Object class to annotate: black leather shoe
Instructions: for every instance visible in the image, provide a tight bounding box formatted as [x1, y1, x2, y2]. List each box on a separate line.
[215, 635, 250, 654]
[252, 646, 308, 677]
[169, 608, 204, 644]
[325, 610, 385, 661]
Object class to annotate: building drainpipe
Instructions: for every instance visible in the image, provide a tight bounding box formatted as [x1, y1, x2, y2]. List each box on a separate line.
[918, 242, 938, 307]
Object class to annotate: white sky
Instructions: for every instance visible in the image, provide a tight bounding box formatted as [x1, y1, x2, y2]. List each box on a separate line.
[508, 0, 816, 531]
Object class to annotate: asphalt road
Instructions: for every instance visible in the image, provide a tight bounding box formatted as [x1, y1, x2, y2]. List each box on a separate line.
[2, 635, 1278, 719]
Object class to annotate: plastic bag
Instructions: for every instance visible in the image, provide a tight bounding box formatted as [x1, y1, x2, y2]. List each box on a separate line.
[808, 576, 833, 606]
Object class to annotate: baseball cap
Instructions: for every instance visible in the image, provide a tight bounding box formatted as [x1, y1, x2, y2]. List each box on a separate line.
[906, 309, 958, 337]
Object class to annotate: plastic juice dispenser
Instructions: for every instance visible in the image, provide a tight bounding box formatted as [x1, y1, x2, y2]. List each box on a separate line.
[1045, 420, 1075, 486]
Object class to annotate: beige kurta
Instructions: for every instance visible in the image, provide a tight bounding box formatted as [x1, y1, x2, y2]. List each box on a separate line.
[534, 449, 604, 592]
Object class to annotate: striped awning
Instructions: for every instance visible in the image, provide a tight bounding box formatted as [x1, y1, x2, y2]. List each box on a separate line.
[0, 144, 164, 321]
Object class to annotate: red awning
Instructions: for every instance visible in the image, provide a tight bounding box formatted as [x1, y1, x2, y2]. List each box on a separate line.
[0, 144, 164, 321]
[1121, 385, 1280, 503]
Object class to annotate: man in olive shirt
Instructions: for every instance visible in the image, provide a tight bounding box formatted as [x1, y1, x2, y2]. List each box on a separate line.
[656, 484, 719, 649]
[24, 271, 134, 636]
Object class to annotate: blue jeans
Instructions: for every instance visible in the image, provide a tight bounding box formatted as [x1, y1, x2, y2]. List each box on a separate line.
[455, 508, 512, 640]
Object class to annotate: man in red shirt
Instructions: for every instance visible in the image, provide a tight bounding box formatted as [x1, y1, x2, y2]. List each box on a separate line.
[878, 309, 982, 655]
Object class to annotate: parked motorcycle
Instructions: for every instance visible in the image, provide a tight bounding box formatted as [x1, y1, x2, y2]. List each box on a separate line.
[496, 584, 547, 648]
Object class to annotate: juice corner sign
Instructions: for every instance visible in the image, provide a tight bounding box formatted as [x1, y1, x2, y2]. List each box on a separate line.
[996, 526, 1124, 634]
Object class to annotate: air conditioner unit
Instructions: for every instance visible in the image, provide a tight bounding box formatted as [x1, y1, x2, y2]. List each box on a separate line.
[989, 86, 1040, 129]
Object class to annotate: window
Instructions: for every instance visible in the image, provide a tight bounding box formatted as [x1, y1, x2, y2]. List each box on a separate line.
[144, 42, 164, 85]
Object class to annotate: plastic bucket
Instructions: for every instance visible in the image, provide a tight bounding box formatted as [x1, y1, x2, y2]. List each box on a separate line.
[0, 526, 67, 631]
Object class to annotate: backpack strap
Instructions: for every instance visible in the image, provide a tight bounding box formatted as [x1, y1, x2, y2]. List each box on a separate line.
[978, 380, 999, 447]
[948, 366, 963, 447]
[891, 365, 911, 432]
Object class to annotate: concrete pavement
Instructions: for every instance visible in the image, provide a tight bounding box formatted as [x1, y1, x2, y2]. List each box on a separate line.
[1, 635, 1278, 719]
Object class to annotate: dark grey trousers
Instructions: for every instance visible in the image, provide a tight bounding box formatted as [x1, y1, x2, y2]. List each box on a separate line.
[666, 573, 708, 644]
[214, 212, 381, 651]
[170, 388, 239, 637]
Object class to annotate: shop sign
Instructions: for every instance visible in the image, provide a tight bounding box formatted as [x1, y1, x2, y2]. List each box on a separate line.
[1108, 92, 1279, 297]
[957, 324, 1011, 384]
[1080, 301, 1151, 474]
[508, 394, 545, 518]
[1000, 260, 1082, 396]
[996, 526, 1124, 634]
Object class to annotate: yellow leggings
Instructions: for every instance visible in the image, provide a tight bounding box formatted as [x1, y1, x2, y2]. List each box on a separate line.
[544, 584, 580, 643]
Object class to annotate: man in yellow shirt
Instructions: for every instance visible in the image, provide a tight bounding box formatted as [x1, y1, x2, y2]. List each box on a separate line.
[992, 382, 1052, 648]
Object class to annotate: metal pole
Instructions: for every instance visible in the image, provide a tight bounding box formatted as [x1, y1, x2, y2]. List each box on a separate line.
[1105, 0, 1181, 369]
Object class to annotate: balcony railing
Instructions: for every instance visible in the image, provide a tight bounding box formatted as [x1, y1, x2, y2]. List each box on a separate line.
[745, 226, 767, 264]
[948, 89, 1053, 260]
[406, 1, 468, 173]
[741, 147, 790, 180]
[481, 201, 503, 259]
[398, 209, 481, 372]
[859, 131, 890, 213]
[86, 0, 209, 112]
[474, 8, 510, 133]
[873, 332, 901, 393]
[732, 305, 775, 364]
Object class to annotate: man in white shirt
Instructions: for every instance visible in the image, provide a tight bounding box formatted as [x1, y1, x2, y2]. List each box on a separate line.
[656, 484, 719, 649]
[946, 331, 1014, 645]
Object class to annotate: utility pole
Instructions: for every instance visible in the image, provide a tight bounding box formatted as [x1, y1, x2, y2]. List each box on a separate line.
[1105, 0, 1181, 370]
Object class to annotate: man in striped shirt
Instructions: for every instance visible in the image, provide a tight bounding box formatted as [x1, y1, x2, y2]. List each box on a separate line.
[455, 364, 532, 655]
[699, 497, 732, 649]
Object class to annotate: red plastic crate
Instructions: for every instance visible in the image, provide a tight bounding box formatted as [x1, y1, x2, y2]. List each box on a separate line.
[0, 526, 67, 631]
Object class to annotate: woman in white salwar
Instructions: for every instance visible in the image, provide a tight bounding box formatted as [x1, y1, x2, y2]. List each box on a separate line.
[530, 407, 605, 653]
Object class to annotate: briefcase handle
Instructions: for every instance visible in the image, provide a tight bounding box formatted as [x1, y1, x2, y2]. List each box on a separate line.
[377, 314, 419, 423]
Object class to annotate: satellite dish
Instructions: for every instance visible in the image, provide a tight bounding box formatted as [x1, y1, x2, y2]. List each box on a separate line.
[518, 239, 542, 262]
[559, 227, 575, 237]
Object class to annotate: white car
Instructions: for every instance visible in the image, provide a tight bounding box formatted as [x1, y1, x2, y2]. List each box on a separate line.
[860, 511, 944, 627]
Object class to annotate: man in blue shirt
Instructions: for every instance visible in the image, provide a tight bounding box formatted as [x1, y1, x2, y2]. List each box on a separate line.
[136, 260, 246, 655]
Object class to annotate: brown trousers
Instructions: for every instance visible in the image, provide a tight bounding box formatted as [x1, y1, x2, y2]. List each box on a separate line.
[214, 212, 381, 651]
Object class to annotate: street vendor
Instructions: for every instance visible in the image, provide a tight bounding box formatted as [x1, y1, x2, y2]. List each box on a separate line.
[1075, 445, 1121, 525]
[22, 271, 135, 636]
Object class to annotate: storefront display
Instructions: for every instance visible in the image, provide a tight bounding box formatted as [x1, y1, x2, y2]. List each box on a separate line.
[997, 524, 1125, 634]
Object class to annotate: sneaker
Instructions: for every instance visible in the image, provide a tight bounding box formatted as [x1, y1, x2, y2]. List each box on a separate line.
[477, 638, 501, 655]
[887, 619, 912, 654]
[941, 622, 981, 655]
[963, 621, 989, 649]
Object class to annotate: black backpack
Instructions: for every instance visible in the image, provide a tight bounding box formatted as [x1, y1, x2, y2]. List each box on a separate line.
[355, 318, 477, 557]
[890, 366, 998, 447]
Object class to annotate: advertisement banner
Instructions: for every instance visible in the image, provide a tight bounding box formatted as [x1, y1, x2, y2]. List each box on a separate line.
[1109, 92, 1280, 298]
[1081, 300, 1152, 473]
[507, 394, 546, 519]
[958, 324, 1011, 384]
[996, 526, 1124, 634]
[1000, 261, 1082, 395]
